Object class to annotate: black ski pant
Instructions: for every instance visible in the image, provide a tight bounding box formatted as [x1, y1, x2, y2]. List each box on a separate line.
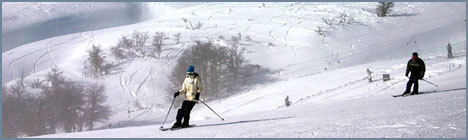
[405, 73, 420, 94]
[175, 100, 196, 126]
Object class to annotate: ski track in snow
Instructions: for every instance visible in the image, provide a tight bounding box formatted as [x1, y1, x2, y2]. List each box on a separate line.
[33, 38, 57, 73]
[46, 38, 59, 67]
[119, 40, 188, 111]
[30, 31, 93, 74]
[268, 15, 289, 45]
[284, 20, 303, 56]
[80, 31, 96, 50]
[135, 69, 152, 99]
[119, 62, 134, 98]
[294, 76, 369, 104]
[8, 47, 43, 67]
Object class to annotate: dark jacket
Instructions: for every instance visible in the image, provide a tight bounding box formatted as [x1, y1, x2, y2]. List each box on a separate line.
[406, 58, 426, 77]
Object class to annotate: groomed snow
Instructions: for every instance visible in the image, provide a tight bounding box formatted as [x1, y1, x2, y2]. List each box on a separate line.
[2, 2, 465, 138]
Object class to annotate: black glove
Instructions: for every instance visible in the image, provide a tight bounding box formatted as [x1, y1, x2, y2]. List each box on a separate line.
[174, 91, 180, 98]
[405, 73, 408, 77]
[419, 75, 424, 80]
[195, 93, 200, 100]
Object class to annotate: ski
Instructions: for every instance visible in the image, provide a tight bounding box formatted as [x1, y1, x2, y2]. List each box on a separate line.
[392, 95, 405, 97]
[392, 92, 430, 97]
[159, 125, 196, 131]
[392, 93, 411, 97]
[170, 125, 196, 131]
[159, 127, 172, 131]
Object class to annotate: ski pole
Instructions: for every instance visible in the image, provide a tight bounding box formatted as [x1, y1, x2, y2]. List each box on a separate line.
[421, 79, 439, 87]
[199, 100, 225, 121]
[160, 97, 176, 129]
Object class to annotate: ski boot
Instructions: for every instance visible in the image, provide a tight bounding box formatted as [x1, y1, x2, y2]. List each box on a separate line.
[402, 91, 411, 97]
[171, 122, 181, 129]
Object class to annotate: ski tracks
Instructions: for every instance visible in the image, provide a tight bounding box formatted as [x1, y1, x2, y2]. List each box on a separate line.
[268, 15, 307, 57]
[135, 68, 152, 98]
[268, 15, 289, 44]
[81, 31, 96, 50]
[32, 38, 58, 73]
[46, 39, 59, 67]
[285, 20, 303, 56]
[118, 42, 188, 111]
[119, 62, 136, 98]
[31, 31, 94, 74]
[8, 47, 44, 67]
[293, 76, 369, 105]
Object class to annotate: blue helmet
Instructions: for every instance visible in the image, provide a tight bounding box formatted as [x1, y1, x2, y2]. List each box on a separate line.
[187, 65, 195, 73]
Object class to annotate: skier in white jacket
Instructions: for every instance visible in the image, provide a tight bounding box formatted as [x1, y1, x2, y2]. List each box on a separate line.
[172, 65, 203, 128]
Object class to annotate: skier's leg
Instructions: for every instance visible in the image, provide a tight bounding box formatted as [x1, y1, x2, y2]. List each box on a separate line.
[182, 101, 196, 127]
[412, 75, 419, 94]
[405, 79, 412, 94]
[173, 101, 188, 128]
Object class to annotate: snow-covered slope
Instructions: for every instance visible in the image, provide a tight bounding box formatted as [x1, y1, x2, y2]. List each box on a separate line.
[2, 2, 465, 138]
[35, 54, 466, 138]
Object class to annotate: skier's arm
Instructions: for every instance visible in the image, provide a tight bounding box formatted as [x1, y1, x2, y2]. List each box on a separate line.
[194, 77, 202, 100]
[178, 78, 187, 94]
[405, 60, 410, 76]
[420, 60, 426, 79]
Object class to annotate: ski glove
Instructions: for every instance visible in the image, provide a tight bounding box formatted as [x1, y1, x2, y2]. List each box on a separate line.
[174, 91, 180, 98]
[195, 93, 200, 100]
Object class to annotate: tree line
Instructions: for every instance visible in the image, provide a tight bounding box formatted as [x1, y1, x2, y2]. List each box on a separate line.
[168, 36, 275, 102]
[2, 68, 110, 138]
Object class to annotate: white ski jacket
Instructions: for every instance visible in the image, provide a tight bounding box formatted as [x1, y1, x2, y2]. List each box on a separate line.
[178, 73, 203, 102]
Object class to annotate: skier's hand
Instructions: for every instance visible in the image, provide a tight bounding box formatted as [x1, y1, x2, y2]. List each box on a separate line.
[405, 73, 408, 77]
[174, 91, 180, 98]
[419, 75, 424, 80]
[195, 93, 200, 100]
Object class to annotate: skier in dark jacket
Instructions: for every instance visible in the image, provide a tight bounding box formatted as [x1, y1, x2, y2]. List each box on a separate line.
[404, 52, 426, 95]
[172, 65, 203, 128]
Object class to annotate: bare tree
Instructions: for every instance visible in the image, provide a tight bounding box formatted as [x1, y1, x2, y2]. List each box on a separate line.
[84, 83, 110, 130]
[111, 45, 126, 61]
[152, 32, 168, 58]
[2, 85, 19, 138]
[2, 68, 111, 137]
[114, 35, 136, 59]
[86, 44, 108, 77]
[226, 37, 245, 92]
[3, 74, 47, 137]
[132, 31, 149, 57]
[9, 71, 27, 101]
[62, 81, 85, 133]
[43, 68, 86, 133]
[376, 2, 395, 17]
[31, 78, 44, 89]
[170, 40, 249, 100]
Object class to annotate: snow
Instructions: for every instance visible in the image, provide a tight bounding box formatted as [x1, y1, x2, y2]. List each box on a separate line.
[2, 2, 466, 138]
[34, 62, 466, 138]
